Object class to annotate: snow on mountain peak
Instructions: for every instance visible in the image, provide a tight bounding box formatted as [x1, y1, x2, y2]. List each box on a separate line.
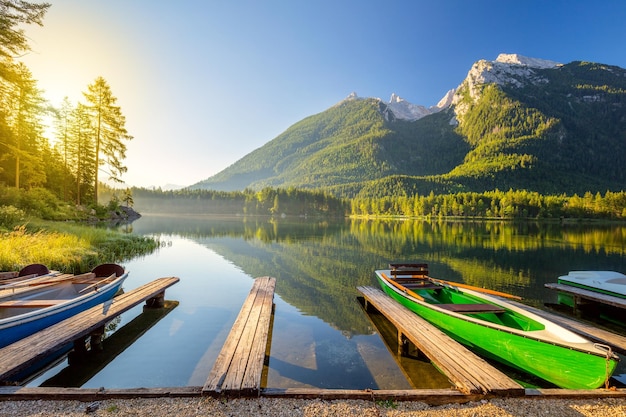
[453, 53, 562, 109]
[344, 54, 562, 122]
[495, 53, 561, 69]
[386, 93, 432, 121]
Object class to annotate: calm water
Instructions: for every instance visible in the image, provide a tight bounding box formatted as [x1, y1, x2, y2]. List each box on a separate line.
[27, 215, 626, 389]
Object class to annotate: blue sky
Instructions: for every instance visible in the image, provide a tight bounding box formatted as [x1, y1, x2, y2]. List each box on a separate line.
[21, 0, 626, 188]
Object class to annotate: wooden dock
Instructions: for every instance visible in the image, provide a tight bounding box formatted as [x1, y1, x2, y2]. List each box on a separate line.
[357, 286, 523, 395]
[545, 283, 626, 310]
[3, 277, 626, 402]
[0, 277, 179, 383]
[203, 276, 276, 397]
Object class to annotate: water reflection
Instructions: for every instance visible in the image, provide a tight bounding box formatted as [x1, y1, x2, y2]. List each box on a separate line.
[28, 215, 626, 389]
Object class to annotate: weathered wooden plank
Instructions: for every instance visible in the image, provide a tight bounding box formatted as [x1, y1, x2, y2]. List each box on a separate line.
[357, 286, 523, 395]
[203, 284, 259, 392]
[0, 386, 202, 400]
[545, 283, 626, 309]
[360, 287, 484, 393]
[0, 277, 180, 383]
[241, 277, 275, 392]
[220, 278, 270, 393]
[361, 287, 486, 392]
[262, 388, 485, 404]
[1, 385, 625, 402]
[203, 277, 276, 396]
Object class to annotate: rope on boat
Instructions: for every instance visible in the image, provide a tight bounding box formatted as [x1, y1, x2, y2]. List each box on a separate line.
[594, 343, 614, 389]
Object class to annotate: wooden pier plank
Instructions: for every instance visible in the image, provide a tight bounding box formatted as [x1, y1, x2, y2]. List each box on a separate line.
[203, 276, 276, 396]
[357, 286, 523, 395]
[545, 283, 626, 309]
[240, 277, 275, 392]
[0, 277, 180, 383]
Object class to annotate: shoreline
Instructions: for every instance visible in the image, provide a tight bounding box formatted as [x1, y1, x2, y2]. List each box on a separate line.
[1, 397, 626, 416]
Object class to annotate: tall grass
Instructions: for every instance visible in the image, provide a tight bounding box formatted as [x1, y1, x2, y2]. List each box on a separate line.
[0, 222, 159, 273]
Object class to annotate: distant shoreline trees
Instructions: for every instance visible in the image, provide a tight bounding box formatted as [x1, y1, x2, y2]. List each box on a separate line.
[109, 186, 626, 221]
[350, 189, 626, 220]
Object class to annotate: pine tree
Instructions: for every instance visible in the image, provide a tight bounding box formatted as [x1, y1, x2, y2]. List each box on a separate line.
[0, 1, 50, 80]
[4, 62, 46, 189]
[82, 76, 132, 205]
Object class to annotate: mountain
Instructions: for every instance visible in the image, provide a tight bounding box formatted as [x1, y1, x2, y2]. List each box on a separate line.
[191, 54, 626, 197]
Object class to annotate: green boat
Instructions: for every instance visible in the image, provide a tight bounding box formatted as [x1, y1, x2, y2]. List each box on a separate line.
[375, 263, 619, 389]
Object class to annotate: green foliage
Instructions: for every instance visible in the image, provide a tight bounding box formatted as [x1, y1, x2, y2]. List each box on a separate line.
[0, 221, 158, 272]
[0, 205, 25, 229]
[192, 99, 467, 193]
[351, 189, 626, 220]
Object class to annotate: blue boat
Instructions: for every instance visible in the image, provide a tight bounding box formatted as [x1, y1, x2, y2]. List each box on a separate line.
[0, 264, 128, 348]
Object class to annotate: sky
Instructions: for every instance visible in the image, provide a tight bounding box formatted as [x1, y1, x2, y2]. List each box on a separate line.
[19, 0, 626, 189]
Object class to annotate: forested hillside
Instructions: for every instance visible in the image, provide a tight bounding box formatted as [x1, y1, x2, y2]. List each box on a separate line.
[192, 60, 626, 199]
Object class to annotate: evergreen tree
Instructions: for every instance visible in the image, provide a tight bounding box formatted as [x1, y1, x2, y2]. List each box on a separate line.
[3, 62, 46, 189]
[0, 1, 50, 80]
[82, 76, 132, 205]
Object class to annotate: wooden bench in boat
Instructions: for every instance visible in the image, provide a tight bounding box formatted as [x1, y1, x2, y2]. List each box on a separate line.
[403, 282, 442, 290]
[437, 303, 506, 314]
[0, 299, 66, 308]
[203, 276, 276, 397]
[0, 276, 180, 383]
[389, 262, 429, 277]
[357, 285, 523, 395]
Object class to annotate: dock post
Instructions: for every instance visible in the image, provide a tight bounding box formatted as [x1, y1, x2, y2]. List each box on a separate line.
[68, 336, 88, 365]
[145, 291, 165, 308]
[90, 326, 105, 352]
[397, 332, 408, 356]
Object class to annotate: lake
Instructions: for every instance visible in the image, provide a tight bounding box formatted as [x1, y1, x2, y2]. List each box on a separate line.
[27, 215, 626, 389]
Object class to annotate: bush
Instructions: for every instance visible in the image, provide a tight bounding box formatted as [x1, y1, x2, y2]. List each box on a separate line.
[0, 205, 26, 229]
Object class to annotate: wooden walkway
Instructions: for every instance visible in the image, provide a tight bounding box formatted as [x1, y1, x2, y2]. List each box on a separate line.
[203, 276, 276, 397]
[0, 277, 180, 383]
[357, 286, 523, 395]
[545, 283, 626, 310]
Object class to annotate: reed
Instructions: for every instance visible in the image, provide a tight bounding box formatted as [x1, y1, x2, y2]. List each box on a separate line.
[0, 222, 159, 273]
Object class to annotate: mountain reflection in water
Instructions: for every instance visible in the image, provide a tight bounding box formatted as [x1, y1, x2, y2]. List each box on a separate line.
[27, 215, 626, 389]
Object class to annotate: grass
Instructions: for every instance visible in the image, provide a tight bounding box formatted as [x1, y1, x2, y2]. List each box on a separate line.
[0, 221, 159, 273]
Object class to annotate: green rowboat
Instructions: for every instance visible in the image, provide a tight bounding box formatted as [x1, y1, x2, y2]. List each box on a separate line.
[375, 263, 619, 389]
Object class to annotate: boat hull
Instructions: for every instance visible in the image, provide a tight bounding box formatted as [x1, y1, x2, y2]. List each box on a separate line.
[375, 271, 618, 389]
[558, 271, 626, 307]
[0, 273, 127, 348]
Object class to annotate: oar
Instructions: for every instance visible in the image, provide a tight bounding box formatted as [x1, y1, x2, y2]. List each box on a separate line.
[427, 277, 522, 300]
[78, 274, 116, 293]
[1, 272, 91, 290]
[0, 272, 62, 290]
[381, 272, 425, 301]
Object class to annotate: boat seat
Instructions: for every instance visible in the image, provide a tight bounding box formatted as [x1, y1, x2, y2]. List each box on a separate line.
[18, 264, 50, 277]
[389, 263, 429, 277]
[0, 299, 66, 308]
[436, 303, 506, 314]
[403, 283, 442, 290]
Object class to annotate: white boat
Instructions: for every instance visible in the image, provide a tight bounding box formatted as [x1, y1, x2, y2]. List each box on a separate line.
[558, 270, 626, 299]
